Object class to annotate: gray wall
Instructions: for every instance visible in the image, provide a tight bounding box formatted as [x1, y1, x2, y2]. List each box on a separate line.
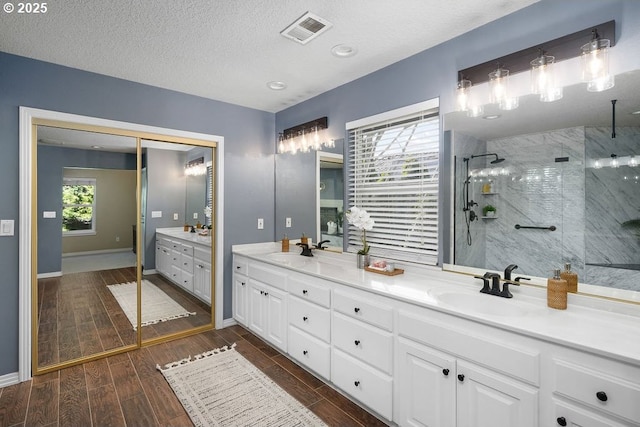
[275, 0, 640, 264]
[0, 51, 274, 376]
[37, 145, 136, 273]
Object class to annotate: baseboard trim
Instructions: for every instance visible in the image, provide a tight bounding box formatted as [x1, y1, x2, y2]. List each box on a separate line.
[62, 248, 133, 258]
[220, 317, 237, 329]
[0, 372, 21, 388]
[37, 271, 62, 279]
[142, 269, 157, 275]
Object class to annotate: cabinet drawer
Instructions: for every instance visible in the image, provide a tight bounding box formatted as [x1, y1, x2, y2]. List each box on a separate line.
[169, 240, 181, 251]
[194, 246, 211, 262]
[180, 243, 194, 256]
[180, 272, 193, 292]
[288, 273, 331, 308]
[552, 359, 640, 423]
[170, 250, 181, 268]
[332, 349, 392, 421]
[552, 398, 629, 427]
[332, 312, 393, 374]
[333, 288, 393, 331]
[233, 256, 248, 276]
[288, 326, 330, 380]
[288, 295, 330, 342]
[250, 262, 288, 291]
[181, 254, 193, 273]
[157, 236, 171, 247]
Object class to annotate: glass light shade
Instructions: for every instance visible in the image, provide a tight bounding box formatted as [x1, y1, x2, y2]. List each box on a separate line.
[581, 38, 614, 92]
[629, 156, 638, 167]
[499, 97, 519, 111]
[531, 53, 563, 102]
[456, 79, 472, 112]
[611, 156, 619, 168]
[489, 67, 510, 104]
[466, 104, 484, 118]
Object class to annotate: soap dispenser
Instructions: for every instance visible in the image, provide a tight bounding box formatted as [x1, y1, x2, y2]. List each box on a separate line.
[281, 235, 289, 252]
[547, 268, 568, 310]
[560, 262, 578, 293]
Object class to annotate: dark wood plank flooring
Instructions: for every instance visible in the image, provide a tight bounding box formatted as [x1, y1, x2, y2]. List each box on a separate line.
[37, 268, 211, 367]
[1, 325, 388, 427]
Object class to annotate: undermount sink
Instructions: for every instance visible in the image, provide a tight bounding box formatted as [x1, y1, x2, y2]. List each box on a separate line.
[264, 252, 312, 266]
[429, 288, 545, 318]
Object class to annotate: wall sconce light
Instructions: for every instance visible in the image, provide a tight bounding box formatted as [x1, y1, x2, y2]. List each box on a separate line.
[530, 49, 563, 102]
[457, 20, 615, 116]
[581, 29, 614, 92]
[278, 117, 335, 154]
[185, 157, 206, 176]
[456, 75, 484, 117]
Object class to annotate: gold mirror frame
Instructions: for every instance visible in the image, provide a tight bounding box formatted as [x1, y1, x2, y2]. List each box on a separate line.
[22, 110, 220, 376]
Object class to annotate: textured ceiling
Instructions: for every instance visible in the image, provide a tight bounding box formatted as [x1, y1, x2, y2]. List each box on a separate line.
[0, 0, 538, 113]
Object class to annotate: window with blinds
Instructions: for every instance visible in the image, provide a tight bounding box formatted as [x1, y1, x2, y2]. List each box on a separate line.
[347, 102, 440, 265]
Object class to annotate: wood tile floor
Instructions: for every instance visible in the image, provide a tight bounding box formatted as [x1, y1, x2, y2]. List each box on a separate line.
[0, 325, 388, 427]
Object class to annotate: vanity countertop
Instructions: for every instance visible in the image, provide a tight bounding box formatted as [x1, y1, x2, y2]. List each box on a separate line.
[156, 227, 212, 246]
[233, 242, 640, 366]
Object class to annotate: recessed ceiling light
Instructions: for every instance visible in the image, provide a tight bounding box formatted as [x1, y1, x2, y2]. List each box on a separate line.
[267, 81, 287, 91]
[483, 114, 501, 120]
[331, 44, 358, 58]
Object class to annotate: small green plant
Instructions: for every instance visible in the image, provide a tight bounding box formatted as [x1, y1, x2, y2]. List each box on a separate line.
[482, 204, 496, 216]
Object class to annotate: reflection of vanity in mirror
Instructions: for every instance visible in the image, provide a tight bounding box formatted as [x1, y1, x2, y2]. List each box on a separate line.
[446, 69, 640, 300]
[31, 117, 216, 374]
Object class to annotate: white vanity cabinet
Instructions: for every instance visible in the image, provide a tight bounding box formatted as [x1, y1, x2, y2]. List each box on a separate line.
[331, 287, 394, 421]
[154, 231, 211, 304]
[395, 306, 539, 427]
[287, 272, 332, 380]
[247, 262, 288, 352]
[547, 347, 640, 426]
[232, 256, 249, 326]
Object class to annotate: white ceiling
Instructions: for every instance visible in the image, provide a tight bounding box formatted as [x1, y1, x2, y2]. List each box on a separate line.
[0, 0, 538, 113]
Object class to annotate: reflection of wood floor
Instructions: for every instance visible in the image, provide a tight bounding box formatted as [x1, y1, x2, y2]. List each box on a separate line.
[4, 326, 386, 426]
[37, 268, 211, 367]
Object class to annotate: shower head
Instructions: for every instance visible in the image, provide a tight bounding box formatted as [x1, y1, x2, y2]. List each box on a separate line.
[471, 153, 505, 165]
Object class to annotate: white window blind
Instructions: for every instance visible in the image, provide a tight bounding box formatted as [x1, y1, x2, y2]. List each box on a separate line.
[347, 105, 440, 265]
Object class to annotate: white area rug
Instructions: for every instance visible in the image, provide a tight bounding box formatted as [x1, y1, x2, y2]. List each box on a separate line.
[107, 280, 196, 330]
[158, 344, 327, 427]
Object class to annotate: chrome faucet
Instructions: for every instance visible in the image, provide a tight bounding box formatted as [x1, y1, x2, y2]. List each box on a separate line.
[296, 242, 314, 257]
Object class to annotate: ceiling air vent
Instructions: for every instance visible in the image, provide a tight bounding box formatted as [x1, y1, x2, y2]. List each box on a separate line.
[280, 12, 333, 45]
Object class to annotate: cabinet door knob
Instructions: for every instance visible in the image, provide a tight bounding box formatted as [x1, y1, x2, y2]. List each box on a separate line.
[303, 350, 308, 355]
[556, 417, 567, 426]
[354, 381, 360, 387]
[596, 391, 608, 402]
[442, 369, 449, 376]
[236, 265, 240, 269]
[241, 282, 245, 286]
[354, 307, 360, 313]
[457, 374, 465, 382]
[260, 290, 264, 295]
[264, 292, 269, 296]
[303, 316, 308, 321]
[354, 340, 360, 346]
[302, 290, 308, 294]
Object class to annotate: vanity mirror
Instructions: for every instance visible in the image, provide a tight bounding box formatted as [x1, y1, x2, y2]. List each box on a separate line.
[445, 69, 640, 302]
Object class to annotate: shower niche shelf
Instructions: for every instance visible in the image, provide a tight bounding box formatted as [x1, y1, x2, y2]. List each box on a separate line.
[481, 192, 498, 195]
[482, 216, 498, 219]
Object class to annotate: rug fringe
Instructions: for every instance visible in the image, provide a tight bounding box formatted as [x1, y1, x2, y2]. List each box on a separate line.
[157, 342, 237, 372]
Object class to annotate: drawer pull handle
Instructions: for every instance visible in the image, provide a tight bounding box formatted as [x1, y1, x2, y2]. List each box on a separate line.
[596, 391, 608, 402]
[302, 290, 308, 294]
[354, 381, 360, 387]
[442, 369, 449, 376]
[241, 282, 245, 286]
[457, 374, 465, 382]
[236, 266, 241, 269]
[260, 290, 264, 295]
[303, 350, 308, 355]
[303, 316, 308, 321]
[354, 307, 360, 313]
[556, 417, 567, 426]
[264, 292, 269, 296]
[354, 340, 360, 346]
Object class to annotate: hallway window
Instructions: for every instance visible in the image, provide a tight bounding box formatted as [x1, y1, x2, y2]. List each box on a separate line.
[62, 178, 96, 234]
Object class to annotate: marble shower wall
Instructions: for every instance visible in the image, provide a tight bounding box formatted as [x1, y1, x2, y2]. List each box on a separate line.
[454, 126, 640, 291]
[584, 127, 640, 290]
